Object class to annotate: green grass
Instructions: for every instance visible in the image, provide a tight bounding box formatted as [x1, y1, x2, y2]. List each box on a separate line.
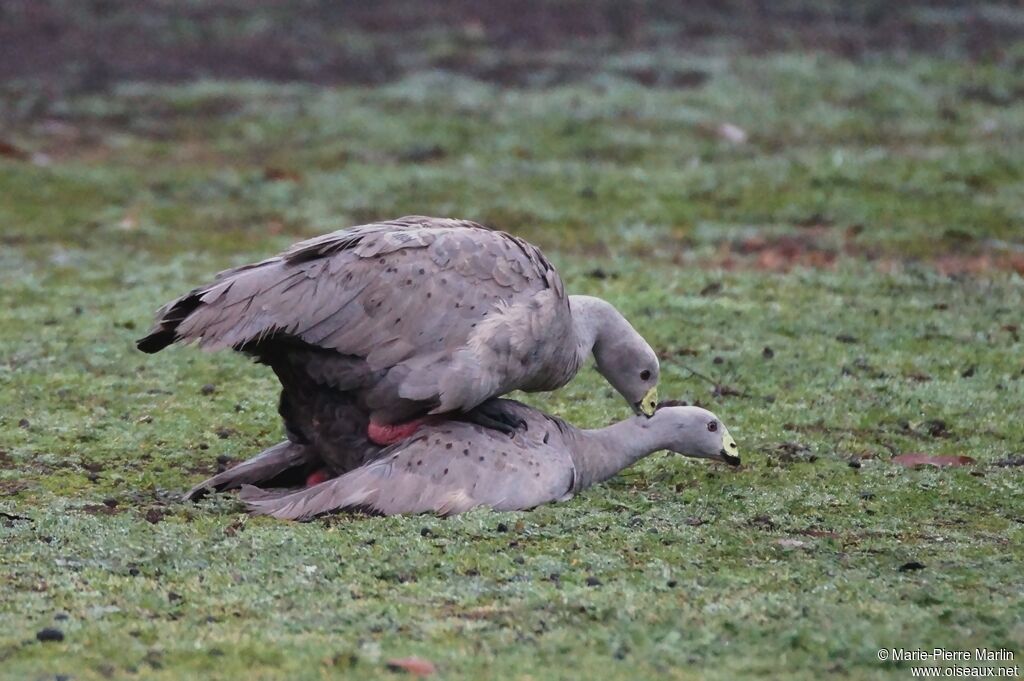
[2, 18, 1024, 680]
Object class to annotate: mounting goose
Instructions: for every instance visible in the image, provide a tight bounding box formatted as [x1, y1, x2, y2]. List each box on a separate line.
[138, 216, 660, 481]
[241, 399, 740, 519]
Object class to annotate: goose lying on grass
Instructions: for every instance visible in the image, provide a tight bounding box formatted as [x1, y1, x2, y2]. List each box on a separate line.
[140, 216, 660, 478]
[240, 399, 740, 519]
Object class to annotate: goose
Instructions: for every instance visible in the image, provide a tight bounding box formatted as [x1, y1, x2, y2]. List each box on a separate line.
[140, 216, 661, 480]
[240, 399, 740, 519]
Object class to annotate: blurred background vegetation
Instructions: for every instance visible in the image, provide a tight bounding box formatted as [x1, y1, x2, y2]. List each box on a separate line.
[2, 0, 1022, 261]
[4, 0, 1024, 87]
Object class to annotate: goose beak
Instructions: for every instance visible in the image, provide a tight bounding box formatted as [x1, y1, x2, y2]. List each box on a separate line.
[634, 386, 658, 417]
[719, 428, 741, 466]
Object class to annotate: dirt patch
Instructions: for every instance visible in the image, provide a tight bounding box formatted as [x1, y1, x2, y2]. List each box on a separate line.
[711, 226, 1024, 276]
[718, 232, 841, 272]
[928, 253, 1024, 277]
[81, 503, 123, 516]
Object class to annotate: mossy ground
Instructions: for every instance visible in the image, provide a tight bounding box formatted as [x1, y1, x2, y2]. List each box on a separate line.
[1, 3, 1023, 679]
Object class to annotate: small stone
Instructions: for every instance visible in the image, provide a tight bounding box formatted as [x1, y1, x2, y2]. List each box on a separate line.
[201, 384, 216, 396]
[712, 356, 724, 364]
[666, 580, 678, 588]
[699, 282, 722, 296]
[716, 122, 748, 144]
[585, 576, 602, 587]
[899, 561, 926, 572]
[36, 627, 64, 642]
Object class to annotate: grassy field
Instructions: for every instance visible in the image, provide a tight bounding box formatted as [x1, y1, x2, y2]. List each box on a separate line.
[2, 3, 1023, 679]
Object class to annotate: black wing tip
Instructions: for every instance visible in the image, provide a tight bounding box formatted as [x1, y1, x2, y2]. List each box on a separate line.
[136, 330, 175, 354]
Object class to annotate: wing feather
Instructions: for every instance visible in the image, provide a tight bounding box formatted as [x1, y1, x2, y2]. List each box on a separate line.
[138, 217, 571, 411]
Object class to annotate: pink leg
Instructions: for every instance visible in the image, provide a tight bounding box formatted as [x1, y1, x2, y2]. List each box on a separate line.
[367, 417, 431, 446]
[305, 469, 330, 487]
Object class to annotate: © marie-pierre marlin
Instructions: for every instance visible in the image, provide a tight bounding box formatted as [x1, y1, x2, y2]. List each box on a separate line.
[884, 648, 1016, 662]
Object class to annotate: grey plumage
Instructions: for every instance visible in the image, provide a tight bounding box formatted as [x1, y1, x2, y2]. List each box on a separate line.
[241, 399, 740, 520]
[140, 217, 577, 421]
[184, 440, 309, 500]
[141, 216, 661, 482]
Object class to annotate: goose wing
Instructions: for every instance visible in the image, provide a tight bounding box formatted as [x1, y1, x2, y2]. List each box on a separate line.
[242, 400, 577, 519]
[139, 216, 570, 412]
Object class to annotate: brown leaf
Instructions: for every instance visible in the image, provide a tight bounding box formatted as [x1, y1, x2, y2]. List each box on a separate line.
[0, 139, 31, 161]
[263, 167, 302, 182]
[0, 140, 49, 166]
[891, 453, 975, 468]
[386, 657, 436, 677]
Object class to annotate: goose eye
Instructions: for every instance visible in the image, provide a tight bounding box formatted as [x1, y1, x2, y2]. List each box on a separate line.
[640, 369, 651, 381]
[707, 421, 718, 433]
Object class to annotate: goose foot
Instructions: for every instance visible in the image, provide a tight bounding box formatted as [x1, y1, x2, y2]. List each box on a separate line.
[462, 404, 527, 437]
